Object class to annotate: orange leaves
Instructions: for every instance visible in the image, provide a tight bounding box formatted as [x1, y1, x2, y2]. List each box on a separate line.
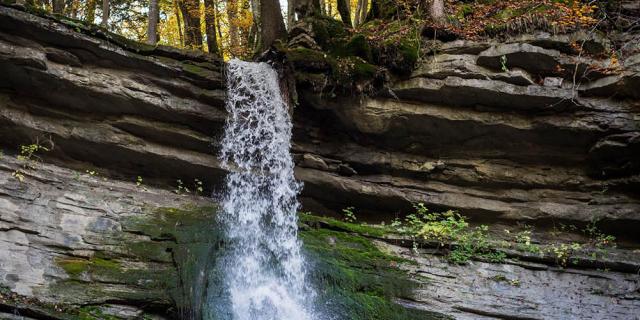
[442, 0, 601, 39]
[551, 0, 598, 29]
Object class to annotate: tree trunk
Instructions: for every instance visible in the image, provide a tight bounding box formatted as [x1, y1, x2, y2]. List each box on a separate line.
[293, 0, 321, 18]
[250, 0, 261, 52]
[287, 0, 295, 29]
[68, 0, 80, 18]
[100, 0, 109, 27]
[85, 0, 96, 22]
[203, 0, 218, 54]
[367, 0, 396, 20]
[173, 0, 184, 46]
[52, 0, 64, 13]
[430, 0, 445, 23]
[260, 0, 287, 50]
[147, 0, 160, 44]
[337, 0, 351, 26]
[226, 0, 239, 55]
[178, 0, 203, 49]
[354, 0, 367, 26]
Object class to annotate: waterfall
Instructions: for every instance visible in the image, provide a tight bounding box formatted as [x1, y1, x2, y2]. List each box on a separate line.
[211, 59, 315, 320]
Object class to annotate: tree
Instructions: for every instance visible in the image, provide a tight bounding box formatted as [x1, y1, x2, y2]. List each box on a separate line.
[68, 0, 80, 18]
[147, 0, 160, 44]
[354, 0, 367, 26]
[227, 0, 240, 53]
[173, 0, 184, 46]
[204, 0, 219, 54]
[429, 0, 445, 22]
[178, 0, 203, 48]
[249, 0, 261, 52]
[287, 0, 295, 28]
[337, 0, 351, 26]
[52, 0, 65, 13]
[85, 0, 97, 23]
[101, 0, 109, 27]
[293, 0, 321, 18]
[367, 0, 399, 20]
[260, 0, 287, 50]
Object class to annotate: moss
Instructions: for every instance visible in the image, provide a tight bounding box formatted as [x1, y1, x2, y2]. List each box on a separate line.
[484, 23, 508, 36]
[56, 256, 123, 279]
[294, 72, 330, 91]
[352, 58, 378, 80]
[300, 223, 450, 320]
[332, 56, 380, 85]
[300, 214, 393, 238]
[367, 0, 399, 20]
[56, 258, 91, 276]
[398, 39, 419, 65]
[307, 16, 348, 50]
[49, 205, 219, 318]
[181, 61, 219, 81]
[77, 306, 121, 320]
[459, 4, 474, 18]
[332, 34, 373, 62]
[287, 47, 333, 69]
[124, 204, 217, 243]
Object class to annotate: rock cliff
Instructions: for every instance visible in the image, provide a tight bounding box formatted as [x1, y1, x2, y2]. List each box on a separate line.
[1, 4, 639, 320]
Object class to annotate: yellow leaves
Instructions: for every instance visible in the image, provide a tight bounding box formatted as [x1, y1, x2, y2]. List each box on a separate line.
[609, 53, 619, 67]
[12, 171, 25, 183]
[446, 0, 600, 39]
[553, 0, 598, 29]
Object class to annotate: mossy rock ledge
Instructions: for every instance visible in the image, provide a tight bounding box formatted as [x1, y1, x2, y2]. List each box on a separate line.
[0, 155, 445, 319]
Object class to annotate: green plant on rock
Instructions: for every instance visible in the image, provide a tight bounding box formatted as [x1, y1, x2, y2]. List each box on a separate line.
[85, 169, 98, 177]
[490, 274, 520, 287]
[514, 227, 541, 254]
[393, 204, 505, 264]
[175, 179, 190, 194]
[194, 178, 204, 195]
[300, 226, 448, 320]
[500, 55, 509, 72]
[135, 176, 148, 191]
[583, 219, 616, 261]
[78, 306, 121, 320]
[342, 207, 357, 223]
[448, 225, 506, 264]
[13, 140, 52, 182]
[548, 242, 583, 267]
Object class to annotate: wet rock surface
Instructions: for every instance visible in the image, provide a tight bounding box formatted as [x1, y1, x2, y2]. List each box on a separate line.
[381, 241, 640, 320]
[0, 155, 218, 319]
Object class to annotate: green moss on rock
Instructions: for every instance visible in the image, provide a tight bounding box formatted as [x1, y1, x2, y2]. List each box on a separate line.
[331, 34, 374, 63]
[300, 221, 450, 320]
[49, 204, 219, 318]
[287, 47, 335, 72]
[308, 16, 348, 50]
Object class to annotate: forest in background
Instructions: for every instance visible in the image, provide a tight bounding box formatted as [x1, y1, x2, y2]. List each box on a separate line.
[7, 0, 639, 61]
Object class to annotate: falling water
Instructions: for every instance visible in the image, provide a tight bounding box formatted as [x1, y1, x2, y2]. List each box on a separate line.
[211, 59, 315, 320]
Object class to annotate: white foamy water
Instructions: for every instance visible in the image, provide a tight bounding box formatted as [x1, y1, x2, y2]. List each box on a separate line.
[215, 59, 315, 320]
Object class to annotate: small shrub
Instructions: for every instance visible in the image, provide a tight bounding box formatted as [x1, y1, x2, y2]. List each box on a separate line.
[13, 140, 52, 182]
[342, 207, 357, 223]
[394, 203, 505, 264]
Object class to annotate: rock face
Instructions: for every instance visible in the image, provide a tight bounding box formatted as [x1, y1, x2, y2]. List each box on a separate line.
[1, 5, 640, 320]
[0, 154, 218, 319]
[383, 241, 640, 320]
[293, 34, 640, 241]
[0, 5, 227, 193]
